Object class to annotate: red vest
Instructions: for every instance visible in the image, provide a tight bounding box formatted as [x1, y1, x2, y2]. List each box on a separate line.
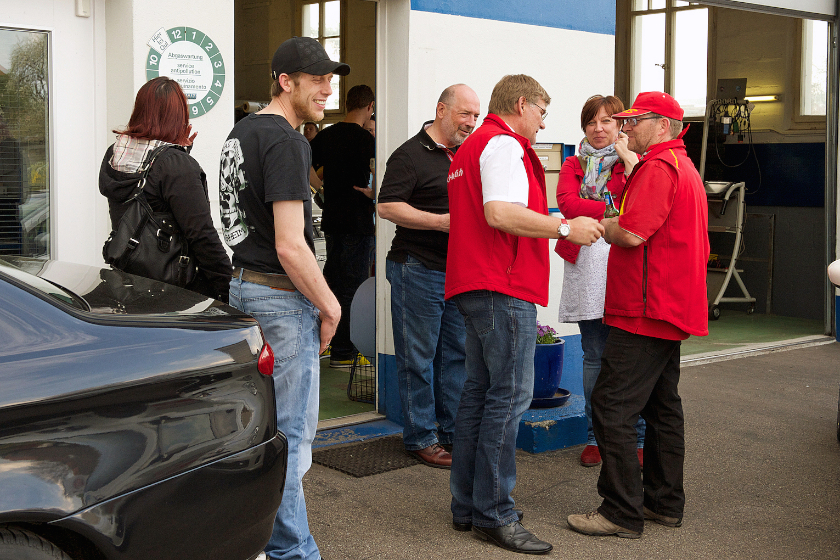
[604, 138, 710, 336]
[445, 114, 550, 306]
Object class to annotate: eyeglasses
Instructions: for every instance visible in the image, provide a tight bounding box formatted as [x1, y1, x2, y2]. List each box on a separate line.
[530, 101, 548, 121]
[621, 116, 661, 127]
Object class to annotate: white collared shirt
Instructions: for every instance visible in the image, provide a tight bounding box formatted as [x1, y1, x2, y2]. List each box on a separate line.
[479, 118, 529, 207]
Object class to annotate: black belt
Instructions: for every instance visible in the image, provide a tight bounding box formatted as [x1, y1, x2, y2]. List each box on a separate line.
[233, 267, 296, 290]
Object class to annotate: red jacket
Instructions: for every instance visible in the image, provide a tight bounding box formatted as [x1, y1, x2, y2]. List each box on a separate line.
[554, 155, 627, 264]
[604, 138, 709, 337]
[445, 114, 550, 306]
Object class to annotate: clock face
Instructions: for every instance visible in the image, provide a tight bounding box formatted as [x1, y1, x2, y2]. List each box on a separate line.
[146, 27, 225, 118]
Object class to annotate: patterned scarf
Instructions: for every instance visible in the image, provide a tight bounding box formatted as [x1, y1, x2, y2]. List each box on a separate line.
[110, 134, 175, 173]
[578, 137, 619, 201]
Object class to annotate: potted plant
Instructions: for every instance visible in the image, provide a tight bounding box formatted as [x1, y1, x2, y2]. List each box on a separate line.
[533, 321, 565, 402]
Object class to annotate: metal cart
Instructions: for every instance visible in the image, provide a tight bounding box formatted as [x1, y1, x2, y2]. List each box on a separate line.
[699, 99, 757, 320]
[705, 181, 756, 319]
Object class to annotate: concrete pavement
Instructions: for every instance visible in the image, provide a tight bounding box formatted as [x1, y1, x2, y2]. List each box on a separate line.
[304, 341, 840, 560]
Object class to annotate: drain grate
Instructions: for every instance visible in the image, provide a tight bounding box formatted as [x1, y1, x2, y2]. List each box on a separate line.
[312, 435, 419, 477]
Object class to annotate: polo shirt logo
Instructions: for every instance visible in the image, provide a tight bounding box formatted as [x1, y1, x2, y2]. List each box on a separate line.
[447, 168, 463, 183]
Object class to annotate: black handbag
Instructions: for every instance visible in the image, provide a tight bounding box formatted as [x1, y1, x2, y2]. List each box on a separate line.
[102, 145, 197, 288]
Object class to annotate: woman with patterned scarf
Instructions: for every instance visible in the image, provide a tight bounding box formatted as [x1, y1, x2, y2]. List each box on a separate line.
[554, 95, 645, 469]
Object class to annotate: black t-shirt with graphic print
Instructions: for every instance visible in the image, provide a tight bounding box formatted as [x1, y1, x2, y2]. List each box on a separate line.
[219, 113, 314, 274]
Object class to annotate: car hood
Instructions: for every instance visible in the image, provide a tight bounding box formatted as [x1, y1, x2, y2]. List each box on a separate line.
[1, 257, 251, 320]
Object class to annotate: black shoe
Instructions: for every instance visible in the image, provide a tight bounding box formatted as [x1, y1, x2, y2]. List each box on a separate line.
[472, 521, 552, 555]
[453, 509, 524, 532]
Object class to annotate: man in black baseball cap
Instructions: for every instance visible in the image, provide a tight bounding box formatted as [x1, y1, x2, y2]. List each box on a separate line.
[271, 36, 350, 80]
[219, 35, 350, 560]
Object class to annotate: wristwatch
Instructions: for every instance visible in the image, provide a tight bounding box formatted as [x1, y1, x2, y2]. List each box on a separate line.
[558, 218, 571, 239]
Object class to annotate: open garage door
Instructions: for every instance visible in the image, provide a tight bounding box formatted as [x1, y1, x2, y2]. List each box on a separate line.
[696, 0, 838, 336]
[697, 0, 836, 20]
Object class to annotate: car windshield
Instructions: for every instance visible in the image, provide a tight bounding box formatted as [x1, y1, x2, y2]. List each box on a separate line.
[0, 259, 85, 309]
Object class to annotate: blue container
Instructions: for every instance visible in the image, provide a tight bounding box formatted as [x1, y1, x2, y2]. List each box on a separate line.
[532, 340, 564, 399]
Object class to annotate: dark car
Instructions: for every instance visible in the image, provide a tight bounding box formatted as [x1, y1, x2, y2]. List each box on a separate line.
[0, 258, 286, 560]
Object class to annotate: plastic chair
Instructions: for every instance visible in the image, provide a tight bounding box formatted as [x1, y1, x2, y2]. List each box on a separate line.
[347, 276, 376, 403]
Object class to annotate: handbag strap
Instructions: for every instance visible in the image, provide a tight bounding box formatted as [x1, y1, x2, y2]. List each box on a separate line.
[124, 145, 178, 249]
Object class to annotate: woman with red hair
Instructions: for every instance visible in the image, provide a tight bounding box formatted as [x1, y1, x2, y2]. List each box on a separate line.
[99, 77, 231, 301]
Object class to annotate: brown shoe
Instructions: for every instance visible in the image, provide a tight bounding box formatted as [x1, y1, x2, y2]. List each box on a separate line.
[643, 506, 682, 527]
[567, 511, 641, 539]
[408, 443, 452, 469]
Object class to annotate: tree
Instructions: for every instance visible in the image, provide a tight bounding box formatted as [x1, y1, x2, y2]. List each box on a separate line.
[2, 33, 48, 142]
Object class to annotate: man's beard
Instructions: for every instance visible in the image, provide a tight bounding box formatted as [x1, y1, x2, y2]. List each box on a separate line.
[291, 91, 324, 123]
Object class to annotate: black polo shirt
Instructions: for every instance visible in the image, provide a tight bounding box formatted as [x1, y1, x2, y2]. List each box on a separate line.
[378, 121, 456, 272]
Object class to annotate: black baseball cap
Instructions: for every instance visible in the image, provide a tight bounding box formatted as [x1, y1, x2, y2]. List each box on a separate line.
[271, 37, 350, 80]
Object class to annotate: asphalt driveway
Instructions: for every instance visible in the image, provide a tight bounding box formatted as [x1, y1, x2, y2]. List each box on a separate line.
[305, 341, 840, 559]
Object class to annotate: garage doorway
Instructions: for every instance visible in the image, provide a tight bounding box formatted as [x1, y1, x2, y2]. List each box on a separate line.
[233, 0, 379, 425]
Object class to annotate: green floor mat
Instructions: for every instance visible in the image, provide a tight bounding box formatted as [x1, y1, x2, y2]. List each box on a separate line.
[319, 358, 375, 420]
[682, 313, 824, 356]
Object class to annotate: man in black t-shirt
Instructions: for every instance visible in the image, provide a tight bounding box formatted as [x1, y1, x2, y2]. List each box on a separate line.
[219, 36, 345, 560]
[309, 85, 376, 368]
[377, 84, 480, 469]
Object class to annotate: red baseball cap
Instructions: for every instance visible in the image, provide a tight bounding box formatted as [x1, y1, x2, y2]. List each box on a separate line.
[612, 91, 684, 121]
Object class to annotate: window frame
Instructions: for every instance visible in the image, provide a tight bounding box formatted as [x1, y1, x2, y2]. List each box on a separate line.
[0, 26, 52, 260]
[619, 0, 712, 120]
[299, 0, 345, 115]
[792, 18, 829, 124]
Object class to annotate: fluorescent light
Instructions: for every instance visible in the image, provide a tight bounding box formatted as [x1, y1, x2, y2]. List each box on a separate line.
[744, 95, 779, 102]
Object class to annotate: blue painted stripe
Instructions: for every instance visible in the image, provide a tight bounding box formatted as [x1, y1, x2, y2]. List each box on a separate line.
[835, 295, 839, 342]
[411, 0, 616, 35]
[313, 419, 403, 449]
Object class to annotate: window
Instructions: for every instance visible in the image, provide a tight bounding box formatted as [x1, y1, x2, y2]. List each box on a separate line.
[630, 1, 708, 117]
[0, 28, 50, 258]
[800, 19, 827, 116]
[302, 0, 343, 112]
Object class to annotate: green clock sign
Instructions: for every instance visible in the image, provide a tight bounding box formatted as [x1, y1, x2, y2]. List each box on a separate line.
[146, 26, 225, 118]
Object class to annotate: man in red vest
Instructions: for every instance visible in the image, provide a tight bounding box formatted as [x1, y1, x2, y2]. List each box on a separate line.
[568, 91, 709, 539]
[446, 74, 604, 555]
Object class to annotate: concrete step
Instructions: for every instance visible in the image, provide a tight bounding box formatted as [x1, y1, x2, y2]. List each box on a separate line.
[316, 395, 588, 455]
[516, 394, 587, 454]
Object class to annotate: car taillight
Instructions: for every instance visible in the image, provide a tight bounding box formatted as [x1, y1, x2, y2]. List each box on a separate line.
[257, 343, 274, 376]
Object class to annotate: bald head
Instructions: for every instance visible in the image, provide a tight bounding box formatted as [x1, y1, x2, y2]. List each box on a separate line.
[433, 84, 481, 148]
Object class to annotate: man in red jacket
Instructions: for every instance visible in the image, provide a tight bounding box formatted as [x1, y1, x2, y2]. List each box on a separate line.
[446, 74, 603, 555]
[568, 91, 709, 539]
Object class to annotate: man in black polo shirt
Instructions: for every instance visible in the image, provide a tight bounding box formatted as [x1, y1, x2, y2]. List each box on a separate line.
[378, 84, 480, 468]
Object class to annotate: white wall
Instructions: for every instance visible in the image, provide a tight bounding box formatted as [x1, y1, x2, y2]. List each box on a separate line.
[405, 11, 615, 147]
[376, 9, 615, 338]
[0, 0, 109, 265]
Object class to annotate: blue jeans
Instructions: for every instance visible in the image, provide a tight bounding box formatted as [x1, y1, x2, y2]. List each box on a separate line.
[323, 233, 375, 360]
[579, 319, 645, 447]
[386, 256, 466, 449]
[450, 291, 537, 529]
[230, 275, 321, 560]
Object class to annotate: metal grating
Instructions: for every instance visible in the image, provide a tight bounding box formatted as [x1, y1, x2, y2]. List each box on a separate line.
[312, 435, 418, 477]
